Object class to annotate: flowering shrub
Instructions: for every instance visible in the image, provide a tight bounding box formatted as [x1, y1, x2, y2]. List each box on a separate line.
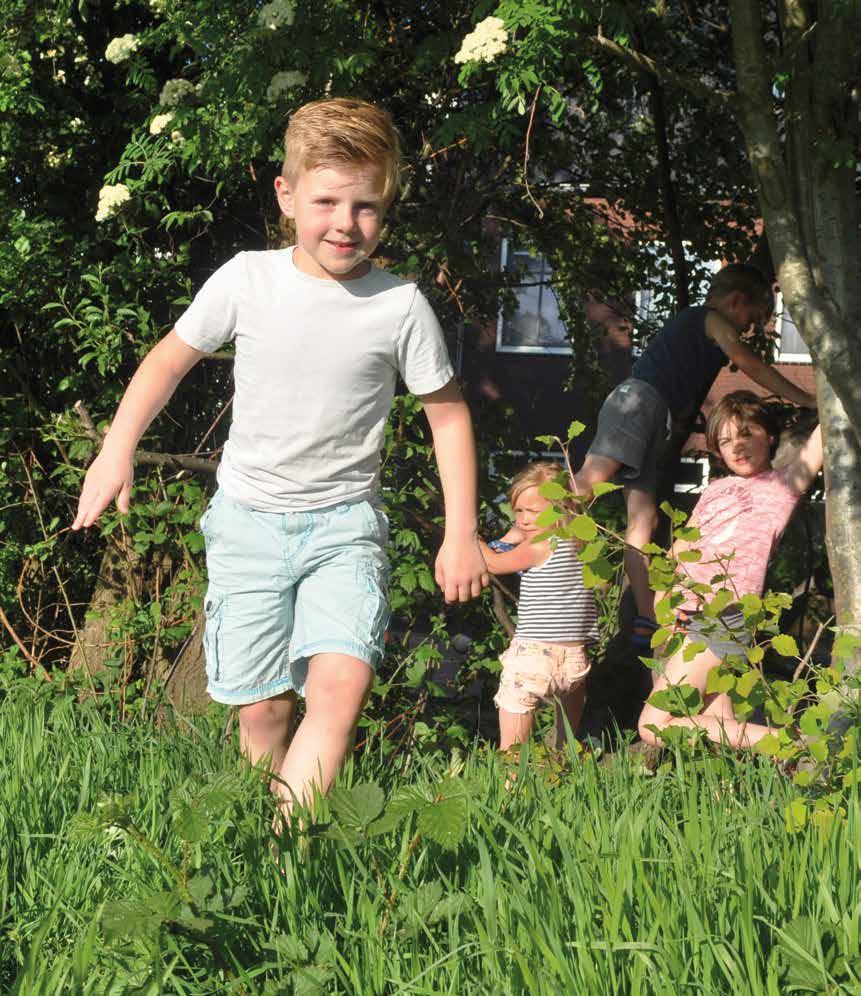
[158, 78, 196, 108]
[454, 16, 508, 65]
[148, 112, 174, 136]
[104, 34, 139, 64]
[265, 70, 307, 103]
[95, 183, 131, 222]
[258, 0, 295, 30]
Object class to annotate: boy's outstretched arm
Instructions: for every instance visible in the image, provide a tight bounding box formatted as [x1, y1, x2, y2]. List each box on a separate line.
[420, 378, 490, 603]
[706, 313, 817, 408]
[73, 330, 205, 529]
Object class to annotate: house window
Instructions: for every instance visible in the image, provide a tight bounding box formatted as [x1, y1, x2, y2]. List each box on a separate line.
[496, 240, 570, 354]
[674, 456, 710, 495]
[775, 292, 812, 363]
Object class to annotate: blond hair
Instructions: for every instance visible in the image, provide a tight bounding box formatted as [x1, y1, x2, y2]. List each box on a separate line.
[282, 98, 402, 205]
[509, 461, 565, 507]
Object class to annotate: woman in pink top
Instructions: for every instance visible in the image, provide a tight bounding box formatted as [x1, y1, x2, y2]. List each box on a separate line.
[638, 391, 823, 750]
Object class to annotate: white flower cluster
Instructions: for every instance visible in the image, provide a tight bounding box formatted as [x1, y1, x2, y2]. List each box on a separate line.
[159, 78, 195, 108]
[258, 0, 296, 30]
[105, 34, 140, 64]
[95, 183, 131, 222]
[266, 70, 307, 103]
[454, 16, 508, 65]
[149, 112, 175, 135]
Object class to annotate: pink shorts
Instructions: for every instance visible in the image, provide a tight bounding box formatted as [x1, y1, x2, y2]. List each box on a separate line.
[494, 639, 591, 715]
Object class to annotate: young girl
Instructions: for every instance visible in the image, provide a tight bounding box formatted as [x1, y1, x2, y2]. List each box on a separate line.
[638, 391, 822, 750]
[480, 462, 599, 750]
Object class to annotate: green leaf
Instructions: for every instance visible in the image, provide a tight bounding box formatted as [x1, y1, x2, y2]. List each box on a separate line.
[102, 892, 178, 941]
[745, 645, 764, 664]
[417, 794, 467, 849]
[567, 420, 586, 439]
[677, 549, 702, 563]
[832, 631, 861, 661]
[784, 798, 807, 832]
[328, 782, 385, 830]
[650, 627, 672, 649]
[755, 733, 780, 756]
[702, 589, 733, 618]
[569, 514, 598, 541]
[537, 481, 567, 500]
[578, 539, 605, 563]
[648, 684, 703, 717]
[642, 542, 665, 555]
[534, 434, 557, 447]
[535, 504, 563, 527]
[772, 634, 800, 657]
[706, 668, 735, 694]
[592, 481, 621, 496]
[735, 669, 761, 699]
[682, 640, 707, 662]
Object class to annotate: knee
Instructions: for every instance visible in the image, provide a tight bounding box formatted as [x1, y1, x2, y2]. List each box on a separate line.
[240, 696, 293, 733]
[627, 509, 658, 543]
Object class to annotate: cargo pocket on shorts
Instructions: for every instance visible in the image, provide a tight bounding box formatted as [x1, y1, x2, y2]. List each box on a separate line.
[203, 590, 225, 684]
[356, 558, 390, 657]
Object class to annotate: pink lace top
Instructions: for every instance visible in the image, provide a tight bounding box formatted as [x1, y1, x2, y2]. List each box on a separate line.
[678, 466, 801, 610]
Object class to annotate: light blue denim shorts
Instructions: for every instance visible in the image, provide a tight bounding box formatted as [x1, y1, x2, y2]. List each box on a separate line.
[200, 488, 390, 705]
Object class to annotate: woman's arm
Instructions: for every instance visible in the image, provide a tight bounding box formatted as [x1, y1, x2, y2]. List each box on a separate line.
[479, 537, 550, 575]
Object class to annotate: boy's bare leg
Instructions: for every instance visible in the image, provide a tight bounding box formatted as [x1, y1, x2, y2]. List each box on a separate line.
[275, 652, 373, 818]
[498, 708, 535, 750]
[638, 641, 773, 749]
[623, 486, 659, 622]
[554, 686, 586, 747]
[239, 691, 298, 792]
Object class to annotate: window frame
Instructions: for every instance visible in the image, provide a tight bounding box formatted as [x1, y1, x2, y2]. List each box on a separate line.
[495, 239, 572, 355]
[774, 290, 812, 364]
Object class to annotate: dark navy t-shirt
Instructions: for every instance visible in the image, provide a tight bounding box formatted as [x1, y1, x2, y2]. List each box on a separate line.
[632, 305, 728, 419]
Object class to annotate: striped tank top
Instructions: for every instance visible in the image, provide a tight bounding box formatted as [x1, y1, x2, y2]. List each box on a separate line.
[514, 540, 599, 643]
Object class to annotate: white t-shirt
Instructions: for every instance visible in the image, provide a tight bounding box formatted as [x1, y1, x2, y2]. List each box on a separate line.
[175, 248, 454, 511]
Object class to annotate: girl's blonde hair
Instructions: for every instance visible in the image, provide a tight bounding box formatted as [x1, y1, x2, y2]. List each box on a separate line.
[508, 461, 565, 507]
[282, 97, 402, 205]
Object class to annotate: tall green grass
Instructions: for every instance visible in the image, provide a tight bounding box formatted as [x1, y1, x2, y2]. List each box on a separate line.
[1, 682, 858, 994]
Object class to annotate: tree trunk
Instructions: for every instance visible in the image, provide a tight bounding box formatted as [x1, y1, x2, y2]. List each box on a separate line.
[729, 0, 861, 672]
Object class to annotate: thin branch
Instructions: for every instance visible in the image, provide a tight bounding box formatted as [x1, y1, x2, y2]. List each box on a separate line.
[591, 30, 735, 107]
[74, 401, 218, 476]
[523, 85, 544, 218]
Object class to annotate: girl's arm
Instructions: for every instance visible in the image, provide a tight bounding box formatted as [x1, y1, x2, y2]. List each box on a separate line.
[479, 537, 550, 575]
[498, 525, 525, 544]
[783, 422, 823, 494]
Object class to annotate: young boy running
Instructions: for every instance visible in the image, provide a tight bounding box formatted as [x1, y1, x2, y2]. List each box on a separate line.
[73, 98, 489, 817]
[571, 264, 816, 648]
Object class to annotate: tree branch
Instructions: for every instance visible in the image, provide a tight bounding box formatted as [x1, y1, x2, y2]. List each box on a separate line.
[590, 30, 735, 107]
[74, 401, 218, 476]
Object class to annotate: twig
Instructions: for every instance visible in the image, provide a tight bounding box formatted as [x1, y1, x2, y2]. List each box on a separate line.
[791, 617, 832, 685]
[523, 86, 544, 218]
[0, 605, 46, 674]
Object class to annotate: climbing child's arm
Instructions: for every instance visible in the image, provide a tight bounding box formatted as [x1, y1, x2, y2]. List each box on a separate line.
[479, 537, 550, 575]
[784, 422, 823, 495]
[706, 312, 817, 408]
[73, 330, 206, 529]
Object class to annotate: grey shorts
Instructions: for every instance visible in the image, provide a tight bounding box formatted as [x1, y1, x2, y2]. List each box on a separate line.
[588, 378, 669, 494]
[679, 609, 751, 660]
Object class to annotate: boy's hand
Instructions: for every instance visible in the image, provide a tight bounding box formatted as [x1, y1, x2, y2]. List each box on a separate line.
[435, 535, 490, 603]
[72, 449, 134, 529]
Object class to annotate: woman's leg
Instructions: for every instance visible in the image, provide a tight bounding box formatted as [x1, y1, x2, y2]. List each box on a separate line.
[276, 652, 373, 816]
[638, 640, 773, 749]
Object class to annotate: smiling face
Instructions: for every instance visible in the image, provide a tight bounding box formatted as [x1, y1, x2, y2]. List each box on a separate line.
[512, 485, 551, 536]
[274, 163, 387, 281]
[715, 416, 774, 477]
